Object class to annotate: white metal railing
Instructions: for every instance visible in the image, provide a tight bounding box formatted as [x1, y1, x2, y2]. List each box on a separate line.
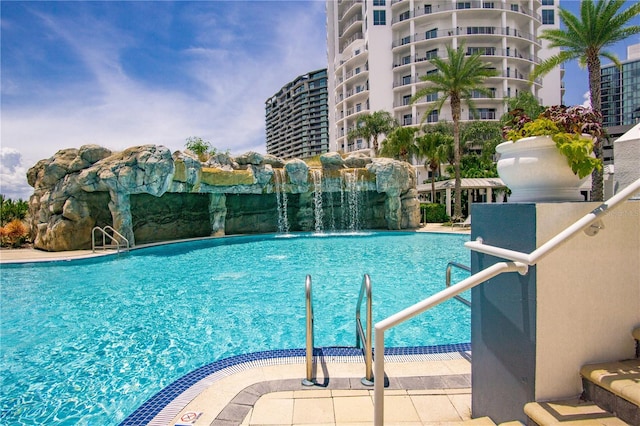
[91, 226, 130, 253]
[372, 177, 640, 425]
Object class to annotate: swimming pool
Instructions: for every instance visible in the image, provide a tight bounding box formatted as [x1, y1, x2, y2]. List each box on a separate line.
[0, 231, 470, 425]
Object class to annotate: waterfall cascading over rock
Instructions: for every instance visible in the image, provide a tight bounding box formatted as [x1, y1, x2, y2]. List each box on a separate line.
[26, 146, 421, 251]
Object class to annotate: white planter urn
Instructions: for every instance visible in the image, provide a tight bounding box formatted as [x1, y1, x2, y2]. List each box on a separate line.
[496, 135, 588, 202]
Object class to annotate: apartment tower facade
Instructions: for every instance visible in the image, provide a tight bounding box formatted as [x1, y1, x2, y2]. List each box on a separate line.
[265, 69, 329, 159]
[327, 0, 562, 153]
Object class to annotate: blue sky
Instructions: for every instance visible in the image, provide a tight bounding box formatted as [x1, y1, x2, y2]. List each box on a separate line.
[1, 0, 639, 200]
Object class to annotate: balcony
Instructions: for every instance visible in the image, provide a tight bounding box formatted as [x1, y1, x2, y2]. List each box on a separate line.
[392, 1, 541, 24]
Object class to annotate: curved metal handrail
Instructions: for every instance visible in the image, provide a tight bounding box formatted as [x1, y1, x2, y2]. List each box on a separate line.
[446, 262, 471, 307]
[355, 274, 373, 385]
[92, 226, 130, 253]
[302, 275, 315, 386]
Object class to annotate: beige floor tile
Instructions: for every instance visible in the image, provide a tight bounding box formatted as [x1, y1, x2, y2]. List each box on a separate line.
[263, 391, 295, 399]
[250, 397, 294, 424]
[383, 394, 422, 422]
[292, 397, 335, 424]
[333, 395, 374, 423]
[331, 389, 370, 397]
[447, 394, 472, 420]
[385, 360, 452, 376]
[293, 389, 333, 398]
[442, 359, 472, 375]
[411, 394, 465, 422]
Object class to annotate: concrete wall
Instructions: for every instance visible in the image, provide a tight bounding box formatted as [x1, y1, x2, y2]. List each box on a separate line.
[535, 201, 640, 400]
[471, 200, 640, 423]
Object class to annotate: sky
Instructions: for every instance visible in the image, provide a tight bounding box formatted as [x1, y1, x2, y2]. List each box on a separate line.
[1, 0, 639, 201]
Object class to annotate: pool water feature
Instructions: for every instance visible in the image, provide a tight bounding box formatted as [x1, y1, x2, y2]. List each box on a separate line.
[0, 232, 471, 425]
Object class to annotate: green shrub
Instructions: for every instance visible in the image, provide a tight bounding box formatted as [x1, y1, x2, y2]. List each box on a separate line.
[420, 203, 449, 223]
[1, 195, 29, 226]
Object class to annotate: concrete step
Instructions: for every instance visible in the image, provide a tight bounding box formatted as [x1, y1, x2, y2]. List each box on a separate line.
[580, 358, 640, 425]
[524, 397, 628, 425]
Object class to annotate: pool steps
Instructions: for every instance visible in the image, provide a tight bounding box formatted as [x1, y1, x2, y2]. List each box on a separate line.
[524, 327, 640, 425]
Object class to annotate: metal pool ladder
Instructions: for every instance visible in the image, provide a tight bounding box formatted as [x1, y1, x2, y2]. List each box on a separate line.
[302, 274, 374, 386]
[446, 262, 471, 307]
[92, 226, 130, 253]
[302, 275, 315, 386]
[356, 274, 374, 385]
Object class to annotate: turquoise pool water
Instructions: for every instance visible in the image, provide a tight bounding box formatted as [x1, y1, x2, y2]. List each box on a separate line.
[0, 231, 470, 425]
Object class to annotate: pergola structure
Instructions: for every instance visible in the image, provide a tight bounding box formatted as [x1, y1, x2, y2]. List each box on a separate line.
[417, 178, 508, 218]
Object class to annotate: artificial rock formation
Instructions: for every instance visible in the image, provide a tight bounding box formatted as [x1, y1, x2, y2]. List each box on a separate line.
[27, 145, 421, 251]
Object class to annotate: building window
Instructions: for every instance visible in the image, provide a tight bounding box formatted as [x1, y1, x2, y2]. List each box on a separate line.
[467, 26, 495, 34]
[467, 47, 495, 55]
[402, 75, 411, 85]
[402, 55, 411, 65]
[457, 2, 471, 9]
[542, 0, 554, 4]
[483, 2, 495, 8]
[542, 9, 554, 24]
[373, 0, 385, 5]
[399, 10, 410, 21]
[424, 4, 432, 13]
[471, 108, 496, 120]
[403, 95, 411, 105]
[425, 49, 438, 59]
[425, 28, 438, 39]
[401, 35, 411, 45]
[426, 68, 438, 75]
[373, 10, 386, 25]
[427, 110, 438, 123]
[425, 92, 438, 102]
[356, 103, 362, 112]
[510, 4, 519, 11]
[403, 114, 413, 125]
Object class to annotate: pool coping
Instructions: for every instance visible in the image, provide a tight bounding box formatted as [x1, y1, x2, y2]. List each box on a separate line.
[119, 343, 471, 426]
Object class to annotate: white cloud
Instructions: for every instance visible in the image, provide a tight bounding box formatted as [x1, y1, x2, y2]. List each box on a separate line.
[582, 91, 592, 108]
[1, 2, 327, 201]
[0, 148, 32, 201]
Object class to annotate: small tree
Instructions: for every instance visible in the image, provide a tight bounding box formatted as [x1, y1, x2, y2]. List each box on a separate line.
[185, 136, 216, 162]
[347, 111, 398, 155]
[0, 195, 29, 226]
[379, 127, 418, 162]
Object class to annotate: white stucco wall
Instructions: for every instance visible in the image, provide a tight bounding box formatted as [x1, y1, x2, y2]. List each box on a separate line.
[534, 201, 640, 400]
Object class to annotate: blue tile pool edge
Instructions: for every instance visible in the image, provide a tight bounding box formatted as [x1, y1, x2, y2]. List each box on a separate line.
[119, 343, 471, 426]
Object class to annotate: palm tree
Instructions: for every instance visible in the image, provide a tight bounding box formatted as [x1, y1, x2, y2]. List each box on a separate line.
[379, 126, 418, 162]
[415, 132, 453, 203]
[411, 43, 498, 219]
[530, 0, 640, 201]
[347, 110, 398, 155]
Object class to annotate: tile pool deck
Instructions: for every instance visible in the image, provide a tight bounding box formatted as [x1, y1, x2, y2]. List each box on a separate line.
[1, 224, 475, 425]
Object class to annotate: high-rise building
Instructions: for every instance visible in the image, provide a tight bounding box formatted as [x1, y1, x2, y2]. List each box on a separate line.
[600, 43, 640, 165]
[326, 0, 562, 153]
[601, 43, 640, 129]
[265, 69, 329, 159]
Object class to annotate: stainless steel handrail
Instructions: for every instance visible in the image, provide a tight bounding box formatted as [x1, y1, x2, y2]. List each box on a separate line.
[302, 275, 315, 386]
[355, 274, 373, 385]
[446, 262, 471, 307]
[91, 226, 130, 253]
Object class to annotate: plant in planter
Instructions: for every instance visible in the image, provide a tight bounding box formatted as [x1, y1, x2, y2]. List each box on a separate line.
[497, 105, 604, 202]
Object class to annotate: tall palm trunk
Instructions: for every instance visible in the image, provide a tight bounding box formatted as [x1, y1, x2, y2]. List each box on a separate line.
[587, 51, 604, 201]
[451, 95, 463, 219]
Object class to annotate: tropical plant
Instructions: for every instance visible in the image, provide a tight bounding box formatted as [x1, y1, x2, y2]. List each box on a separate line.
[420, 203, 449, 223]
[185, 136, 216, 162]
[411, 42, 498, 219]
[530, 0, 640, 200]
[415, 131, 452, 202]
[347, 110, 398, 155]
[1, 195, 29, 226]
[0, 219, 29, 248]
[379, 126, 418, 162]
[501, 92, 544, 126]
[502, 105, 604, 178]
